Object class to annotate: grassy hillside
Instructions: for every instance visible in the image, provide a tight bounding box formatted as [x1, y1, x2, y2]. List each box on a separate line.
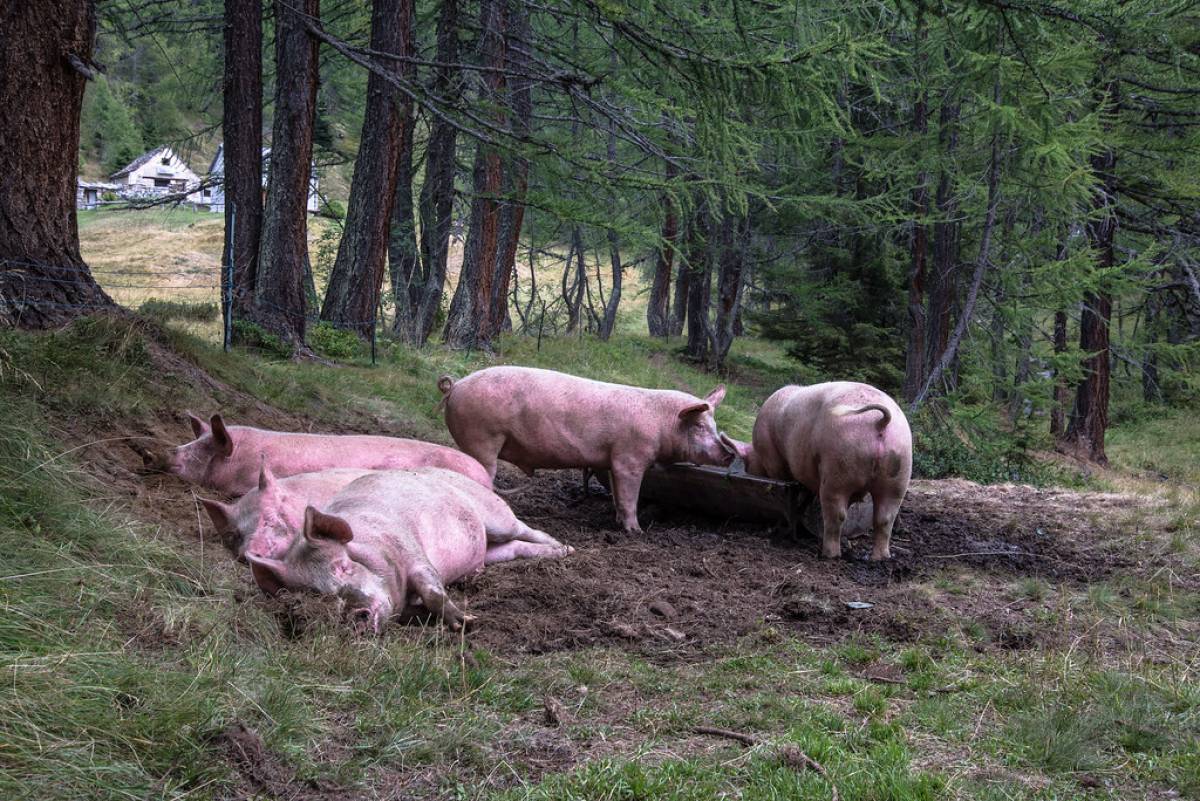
[0, 311, 1197, 800]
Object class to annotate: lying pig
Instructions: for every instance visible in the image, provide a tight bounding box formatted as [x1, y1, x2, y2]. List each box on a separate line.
[438, 367, 733, 532]
[147, 413, 491, 495]
[721, 382, 912, 560]
[244, 468, 573, 632]
[201, 465, 372, 560]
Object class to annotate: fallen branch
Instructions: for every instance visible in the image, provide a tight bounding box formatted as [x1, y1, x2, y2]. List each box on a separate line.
[693, 726, 839, 801]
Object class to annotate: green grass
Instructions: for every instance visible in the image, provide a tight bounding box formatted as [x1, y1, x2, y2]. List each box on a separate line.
[1, 317, 1198, 799]
[1108, 406, 1200, 487]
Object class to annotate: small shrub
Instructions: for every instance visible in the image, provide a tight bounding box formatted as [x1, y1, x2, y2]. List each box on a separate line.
[230, 320, 291, 359]
[910, 405, 1061, 485]
[138, 299, 219, 322]
[308, 322, 363, 361]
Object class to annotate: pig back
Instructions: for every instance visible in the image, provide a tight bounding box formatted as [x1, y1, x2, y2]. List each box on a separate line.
[444, 366, 674, 469]
[330, 470, 489, 583]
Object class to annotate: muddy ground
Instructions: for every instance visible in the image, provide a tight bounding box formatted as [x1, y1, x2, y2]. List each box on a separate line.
[60, 345, 1177, 662]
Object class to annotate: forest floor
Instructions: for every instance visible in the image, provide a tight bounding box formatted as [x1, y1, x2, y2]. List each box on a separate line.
[1, 312, 1197, 801]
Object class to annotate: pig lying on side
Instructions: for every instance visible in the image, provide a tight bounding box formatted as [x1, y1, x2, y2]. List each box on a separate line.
[147, 413, 491, 495]
[438, 366, 734, 532]
[245, 468, 573, 632]
[201, 465, 372, 560]
[722, 382, 912, 560]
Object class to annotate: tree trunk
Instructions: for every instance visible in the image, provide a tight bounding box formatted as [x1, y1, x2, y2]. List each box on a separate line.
[410, 0, 461, 345]
[222, 0, 263, 322]
[1064, 82, 1118, 465]
[255, 0, 320, 346]
[388, 99, 419, 338]
[485, 0, 531, 342]
[669, 232, 690, 337]
[0, 0, 113, 328]
[710, 212, 750, 370]
[1050, 307, 1068, 437]
[922, 96, 961, 388]
[598, 48, 623, 342]
[647, 156, 677, 338]
[684, 202, 712, 362]
[562, 227, 586, 333]
[1142, 288, 1162, 403]
[320, 0, 411, 338]
[444, 0, 507, 349]
[902, 2, 929, 402]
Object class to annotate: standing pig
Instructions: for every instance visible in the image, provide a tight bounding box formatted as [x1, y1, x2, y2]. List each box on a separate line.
[200, 465, 372, 560]
[721, 382, 912, 560]
[147, 413, 491, 495]
[438, 366, 733, 532]
[245, 468, 574, 632]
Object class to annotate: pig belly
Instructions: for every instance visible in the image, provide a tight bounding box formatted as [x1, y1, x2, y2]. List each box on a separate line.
[496, 428, 610, 471]
[415, 519, 487, 584]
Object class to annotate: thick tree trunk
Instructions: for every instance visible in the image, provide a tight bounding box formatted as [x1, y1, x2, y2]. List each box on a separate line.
[1050, 308, 1069, 437]
[255, 0, 320, 346]
[222, 0, 263, 322]
[668, 238, 690, 337]
[684, 203, 712, 362]
[710, 212, 750, 370]
[410, 0, 461, 345]
[0, 0, 113, 328]
[1064, 83, 1118, 465]
[444, 0, 507, 349]
[320, 0, 411, 338]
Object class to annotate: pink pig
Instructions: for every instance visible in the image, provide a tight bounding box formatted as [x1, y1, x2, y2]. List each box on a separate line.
[721, 382, 912, 560]
[245, 468, 574, 632]
[438, 366, 733, 532]
[200, 465, 372, 560]
[147, 413, 491, 495]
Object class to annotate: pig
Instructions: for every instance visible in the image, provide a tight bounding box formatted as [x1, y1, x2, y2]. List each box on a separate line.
[200, 465, 372, 560]
[721, 382, 912, 560]
[146, 413, 491, 495]
[438, 366, 734, 532]
[244, 468, 574, 632]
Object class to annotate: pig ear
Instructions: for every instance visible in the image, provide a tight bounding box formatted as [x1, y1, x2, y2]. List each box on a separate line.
[247, 554, 291, 596]
[719, 432, 750, 460]
[705, 385, 727, 408]
[187, 412, 209, 438]
[210, 414, 234, 458]
[678, 402, 710, 422]
[258, 461, 277, 494]
[200, 498, 235, 532]
[303, 506, 354, 544]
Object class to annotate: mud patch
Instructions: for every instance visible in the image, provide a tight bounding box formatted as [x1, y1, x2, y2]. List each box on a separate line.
[213, 722, 349, 800]
[458, 470, 1162, 657]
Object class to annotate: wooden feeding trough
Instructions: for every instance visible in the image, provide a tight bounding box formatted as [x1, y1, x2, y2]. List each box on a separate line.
[597, 462, 873, 541]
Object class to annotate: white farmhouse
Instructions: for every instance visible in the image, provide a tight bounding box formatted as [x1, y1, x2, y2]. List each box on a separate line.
[202, 143, 321, 214]
[109, 145, 201, 198]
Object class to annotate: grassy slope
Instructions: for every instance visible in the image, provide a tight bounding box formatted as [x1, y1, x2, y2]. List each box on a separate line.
[0, 317, 1197, 801]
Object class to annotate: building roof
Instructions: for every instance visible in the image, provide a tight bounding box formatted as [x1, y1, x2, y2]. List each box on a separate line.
[110, 146, 172, 179]
[77, 179, 120, 190]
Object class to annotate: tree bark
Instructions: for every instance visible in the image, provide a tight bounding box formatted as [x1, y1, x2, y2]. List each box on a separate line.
[922, 96, 961, 387]
[1064, 79, 1118, 465]
[710, 211, 750, 370]
[320, 0, 411, 338]
[388, 98, 419, 338]
[485, 0, 531, 342]
[684, 201, 712, 362]
[598, 48, 623, 342]
[222, 0, 263, 322]
[902, 1, 929, 402]
[255, 0, 320, 346]
[444, 0, 507, 349]
[562, 226, 586, 333]
[647, 156, 678, 338]
[409, 0, 462, 345]
[1050, 307, 1069, 437]
[0, 0, 113, 328]
[668, 232, 690, 337]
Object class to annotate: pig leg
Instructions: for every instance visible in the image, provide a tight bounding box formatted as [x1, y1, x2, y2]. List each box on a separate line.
[868, 495, 901, 560]
[485, 541, 573, 564]
[609, 460, 647, 533]
[484, 515, 563, 547]
[817, 485, 849, 559]
[407, 564, 473, 631]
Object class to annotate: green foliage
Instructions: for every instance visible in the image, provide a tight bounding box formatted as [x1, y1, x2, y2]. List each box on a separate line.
[308, 321, 363, 361]
[231, 319, 291, 359]
[80, 76, 143, 174]
[910, 405, 1063, 485]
